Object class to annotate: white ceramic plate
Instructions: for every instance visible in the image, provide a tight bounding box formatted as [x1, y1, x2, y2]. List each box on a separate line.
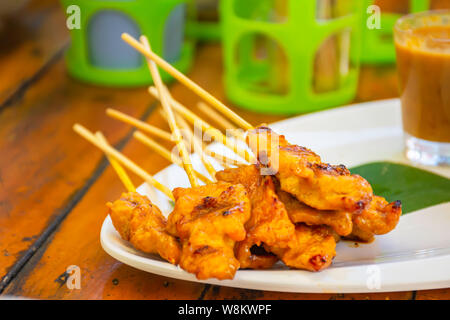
[101, 99, 450, 293]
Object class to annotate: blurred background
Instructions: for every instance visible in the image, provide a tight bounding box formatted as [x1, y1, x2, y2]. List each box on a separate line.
[1, 0, 448, 116]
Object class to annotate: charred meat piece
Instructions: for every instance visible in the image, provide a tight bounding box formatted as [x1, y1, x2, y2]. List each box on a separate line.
[277, 188, 353, 237]
[216, 165, 295, 269]
[267, 224, 336, 272]
[248, 126, 373, 212]
[346, 196, 402, 242]
[167, 182, 251, 280]
[107, 192, 181, 265]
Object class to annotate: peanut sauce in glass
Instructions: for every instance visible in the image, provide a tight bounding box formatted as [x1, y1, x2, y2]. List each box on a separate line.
[395, 13, 450, 143]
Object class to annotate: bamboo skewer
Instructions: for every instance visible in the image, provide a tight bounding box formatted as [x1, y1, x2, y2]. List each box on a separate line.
[175, 114, 246, 168]
[122, 32, 253, 130]
[107, 105, 245, 169]
[203, 148, 245, 168]
[148, 86, 254, 164]
[95, 132, 136, 193]
[173, 112, 217, 182]
[73, 124, 174, 200]
[203, 144, 246, 167]
[140, 35, 199, 188]
[160, 108, 246, 169]
[143, 111, 242, 175]
[206, 152, 231, 169]
[197, 102, 237, 130]
[158, 109, 188, 144]
[180, 122, 246, 169]
[198, 102, 246, 142]
[106, 108, 172, 141]
[133, 131, 213, 185]
[155, 110, 244, 169]
[176, 112, 245, 168]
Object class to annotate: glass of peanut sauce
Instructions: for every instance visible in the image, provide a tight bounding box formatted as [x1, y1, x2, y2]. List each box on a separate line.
[394, 10, 450, 166]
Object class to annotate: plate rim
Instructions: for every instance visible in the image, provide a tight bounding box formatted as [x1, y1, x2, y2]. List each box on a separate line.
[100, 98, 450, 293]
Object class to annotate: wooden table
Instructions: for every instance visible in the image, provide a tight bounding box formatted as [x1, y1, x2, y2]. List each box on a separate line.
[0, 0, 447, 300]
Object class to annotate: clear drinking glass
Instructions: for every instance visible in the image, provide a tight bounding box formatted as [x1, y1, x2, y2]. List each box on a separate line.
[394, 10, 450, 166]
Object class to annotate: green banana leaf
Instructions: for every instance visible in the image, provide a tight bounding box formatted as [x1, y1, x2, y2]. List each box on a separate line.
[351, 162, 450, 215]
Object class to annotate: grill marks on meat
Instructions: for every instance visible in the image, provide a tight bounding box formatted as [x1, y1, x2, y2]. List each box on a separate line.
[248, 126, 401, 244]
[107, 125, 402, 279]
[277, 188, 353, 237]
[346, 196, 402, 242]
[216, 165, 336, 271]
[267, 224, 336, 272]
[216, 165, 295, 269]
[248, 127, 374, 212]
[107, 192, 181, 265]
[167, 182, 251, 280]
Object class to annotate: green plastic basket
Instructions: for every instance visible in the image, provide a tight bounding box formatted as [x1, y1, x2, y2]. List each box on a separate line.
[60, 0, 194, 87]
[221, 0, 364, 115]
[186, 0, 222, 42]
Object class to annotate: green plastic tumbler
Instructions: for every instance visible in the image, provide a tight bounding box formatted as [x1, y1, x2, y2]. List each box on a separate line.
[221, 0, 363, 115]
[186, 0, 222, 42]
[60, 0, 194, 86]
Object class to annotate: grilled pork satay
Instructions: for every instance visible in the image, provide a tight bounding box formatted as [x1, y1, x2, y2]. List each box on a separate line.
[167, 182, 251, 280]
[107, 192, 181, 265]
[266, 224, 337, 272]
[277, 186, 401, 243]
[346, 225, 374, 243]
[277, 188, 353, 237]
[216, 165, 295, 269]
[346, 196, 402, 243]
[234, 238, 279, 270]
[247, 126, 373, 212]
[216, 165, 339, 272]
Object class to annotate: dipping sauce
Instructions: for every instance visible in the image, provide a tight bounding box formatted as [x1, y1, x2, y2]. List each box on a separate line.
[395, 15, 450, 143]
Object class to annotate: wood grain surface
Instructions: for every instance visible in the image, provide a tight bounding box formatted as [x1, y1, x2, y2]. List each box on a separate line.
[0, 0, 447, 300]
